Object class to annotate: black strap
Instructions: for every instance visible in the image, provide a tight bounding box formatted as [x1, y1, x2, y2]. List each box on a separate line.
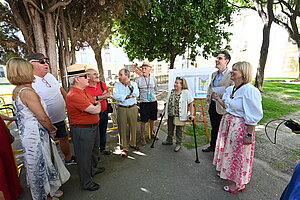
[230, 84, 244, 99]
[99, 81, 109, 107]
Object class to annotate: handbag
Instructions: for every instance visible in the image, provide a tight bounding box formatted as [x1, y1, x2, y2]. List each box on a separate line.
[100, 81, 113, 113]
[173, 116, 186, 126]
[284, 119, 300, 131]
[49, 137, 70, 184]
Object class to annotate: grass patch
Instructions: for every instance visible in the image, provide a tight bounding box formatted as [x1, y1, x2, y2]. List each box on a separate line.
[264, 77, 296, 80]
[183, 124, 211, 148]
[260, 96, 300, 124]
[262, 82, 300, 101]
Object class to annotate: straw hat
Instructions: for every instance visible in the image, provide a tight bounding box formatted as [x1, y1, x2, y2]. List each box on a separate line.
[141, 61, 152, 67]
[66, 64, 88, 77]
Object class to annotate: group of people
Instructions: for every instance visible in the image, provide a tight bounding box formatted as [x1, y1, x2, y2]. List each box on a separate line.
[1, 50, 268, 199]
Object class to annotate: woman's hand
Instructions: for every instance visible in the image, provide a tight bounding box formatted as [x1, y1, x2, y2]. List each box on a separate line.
[49, 126, 57, 139]
[243, 136, 252, 145]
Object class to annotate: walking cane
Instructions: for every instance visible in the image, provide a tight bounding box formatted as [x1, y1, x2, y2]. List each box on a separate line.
[191, 117, 200, 163]
[150, 104, 166, 148]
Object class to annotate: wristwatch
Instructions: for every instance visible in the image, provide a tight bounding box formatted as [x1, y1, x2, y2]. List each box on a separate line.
[247, 133, 253, 137]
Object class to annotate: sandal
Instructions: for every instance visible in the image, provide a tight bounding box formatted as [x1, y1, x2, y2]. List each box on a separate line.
[216, 172, 220, 177]
[223, 185, 246, 193]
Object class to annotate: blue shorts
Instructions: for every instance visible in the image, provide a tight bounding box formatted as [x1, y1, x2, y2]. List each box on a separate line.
[53, 120, 68, 138]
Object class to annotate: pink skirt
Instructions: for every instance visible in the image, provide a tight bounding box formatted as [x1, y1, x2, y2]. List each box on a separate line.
[213, 113, 255, 188]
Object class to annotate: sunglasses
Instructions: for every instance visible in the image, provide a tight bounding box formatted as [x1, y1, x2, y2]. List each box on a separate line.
[42, 78, 51, 87]
[176, 76, 184, 80]
[31, 60, 50, 65]
[77, 74, 88, 79]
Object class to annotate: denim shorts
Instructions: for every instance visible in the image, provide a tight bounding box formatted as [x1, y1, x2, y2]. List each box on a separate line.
[53, 120, 68, 138]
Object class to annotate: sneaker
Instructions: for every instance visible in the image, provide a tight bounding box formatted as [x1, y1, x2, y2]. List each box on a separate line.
[65, 156, 77, 165]
[174, 144, 181, 152]
[54, 190, 63, 198]
[162, 140, 173, 145]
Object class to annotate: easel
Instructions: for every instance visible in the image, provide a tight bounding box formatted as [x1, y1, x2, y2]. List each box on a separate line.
[187, 98, 210, 142]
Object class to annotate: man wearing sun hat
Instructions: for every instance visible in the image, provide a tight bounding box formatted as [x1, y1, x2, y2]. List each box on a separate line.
[27, 53, 76, 166]
[66, 64, 104, 191]
[136, 61, 159, 145]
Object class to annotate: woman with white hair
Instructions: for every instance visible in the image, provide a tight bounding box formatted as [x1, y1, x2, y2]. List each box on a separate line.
[212, 61, 263, 193]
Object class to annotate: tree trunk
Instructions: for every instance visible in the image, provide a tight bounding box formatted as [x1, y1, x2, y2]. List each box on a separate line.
[254, 23, 272, 91]
[44, 12, 58, 77]
[92, 46, 105, 81]
[25, 4, 46, 55]
[6, 0, 35, 53]
[169, 53, 176, 69]
[57, 26, 68, 91]
[60, 11, 71, 67]
[297, 45, 300, 78]
[67, 11, 76, 64]
[253, 0, 274, 91]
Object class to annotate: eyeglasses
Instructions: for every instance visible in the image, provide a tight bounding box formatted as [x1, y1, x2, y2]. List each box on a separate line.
[42, 78, 51, 87]
[31, 60, 50, 65]
[216, 57, 224, 60]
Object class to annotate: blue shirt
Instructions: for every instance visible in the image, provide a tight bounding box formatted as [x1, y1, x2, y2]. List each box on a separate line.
[114, 81, 139, 106]
[212, 68, 228, 102]
[213, 68, 228, 87]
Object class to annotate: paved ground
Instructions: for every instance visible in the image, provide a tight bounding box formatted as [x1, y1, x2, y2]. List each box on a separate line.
[11, 82, 300, 200]
[16, 127, 291, 200]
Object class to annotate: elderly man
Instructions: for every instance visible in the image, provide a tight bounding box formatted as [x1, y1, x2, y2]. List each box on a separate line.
[136, 61, 158, 145]
[27, 53, 75, 165]
[66, 65, 104, 191]
[114, 69, 140, 155]
[85, 68, 111, 155]
[202, 50, 234, 152]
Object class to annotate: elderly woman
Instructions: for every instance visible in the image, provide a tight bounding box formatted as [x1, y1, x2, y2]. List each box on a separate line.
[162, 77, 194, 152]
[6, 58, 61, 200]
[212, 61, 263, 193]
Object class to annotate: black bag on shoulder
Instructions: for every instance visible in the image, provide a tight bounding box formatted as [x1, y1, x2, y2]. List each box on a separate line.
[284, 119, 300, 131]
[100, 81, 113, 113]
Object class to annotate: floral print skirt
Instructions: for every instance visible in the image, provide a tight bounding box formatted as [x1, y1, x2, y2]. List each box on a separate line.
[213, 113, 255, 188]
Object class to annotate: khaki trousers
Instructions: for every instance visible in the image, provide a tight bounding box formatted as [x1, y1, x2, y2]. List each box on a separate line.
[117, 105, 138, 150]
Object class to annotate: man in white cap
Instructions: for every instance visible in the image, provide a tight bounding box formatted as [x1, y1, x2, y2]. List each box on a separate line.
[66, 64, 104, 191]
[27, 53, 76, 165]
[136, 61, 158, 145]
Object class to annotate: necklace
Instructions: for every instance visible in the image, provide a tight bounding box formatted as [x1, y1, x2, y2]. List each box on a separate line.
[230, 84, 244, 99]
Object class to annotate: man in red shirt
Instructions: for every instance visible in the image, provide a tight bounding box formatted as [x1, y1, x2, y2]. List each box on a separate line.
[66, 64, 104, 191]
[85, 68, 111, 155]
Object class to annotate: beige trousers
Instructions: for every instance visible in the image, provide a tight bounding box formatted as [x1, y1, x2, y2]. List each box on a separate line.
[117, 105, 138, 150]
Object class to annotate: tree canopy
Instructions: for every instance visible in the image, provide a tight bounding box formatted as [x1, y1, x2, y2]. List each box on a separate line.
[116, 0, 234, 68]
[0, 3, 27, 64]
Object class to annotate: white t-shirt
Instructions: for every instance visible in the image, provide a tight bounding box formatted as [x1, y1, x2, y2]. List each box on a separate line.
[32, 73, 66, 123]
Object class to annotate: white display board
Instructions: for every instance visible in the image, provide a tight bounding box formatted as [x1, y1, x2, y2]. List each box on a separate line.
[168, 68, 216, 98]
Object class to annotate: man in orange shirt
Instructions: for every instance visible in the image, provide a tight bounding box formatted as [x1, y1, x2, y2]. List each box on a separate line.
[66, 64, 104, 191]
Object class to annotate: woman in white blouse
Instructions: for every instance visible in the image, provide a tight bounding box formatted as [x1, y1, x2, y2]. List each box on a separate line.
[162, 77, 194, 152]
[212, 61, 263, 193]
